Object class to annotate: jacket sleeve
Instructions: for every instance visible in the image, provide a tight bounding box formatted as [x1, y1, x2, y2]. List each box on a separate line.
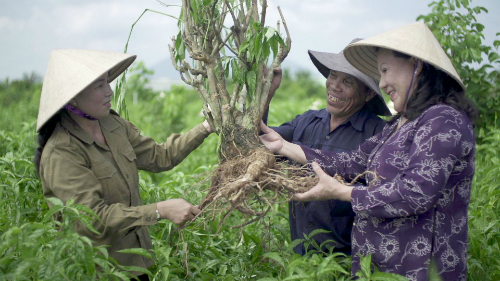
[124, 120, 210, 173]
[350, 107, 475, 218]
[300, 130, 383, 181]
[40, 145, 158, 239]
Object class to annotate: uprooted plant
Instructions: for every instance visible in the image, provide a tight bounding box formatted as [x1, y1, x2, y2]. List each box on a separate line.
[167, 0, 325, 227]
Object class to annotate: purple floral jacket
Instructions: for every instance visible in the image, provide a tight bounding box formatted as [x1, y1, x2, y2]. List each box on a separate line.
[302, 104, 475, 280]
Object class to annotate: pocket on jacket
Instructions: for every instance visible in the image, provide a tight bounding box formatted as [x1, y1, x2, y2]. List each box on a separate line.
[121, 147, 137, 162]
[93, 161, 117, 179]
[91, 161, 122, 204]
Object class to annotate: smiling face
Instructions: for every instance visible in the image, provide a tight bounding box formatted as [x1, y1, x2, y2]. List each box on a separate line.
[325, 70, 373, 118]
[377, 49, 419, 113]
[72, 72, 113, 119]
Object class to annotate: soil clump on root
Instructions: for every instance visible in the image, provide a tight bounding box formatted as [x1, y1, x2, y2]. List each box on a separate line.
[197, 147, 318, 230]
[191, 145, 380, 231]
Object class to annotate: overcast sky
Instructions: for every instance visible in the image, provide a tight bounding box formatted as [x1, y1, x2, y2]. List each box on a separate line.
[1, 0, 499, 81]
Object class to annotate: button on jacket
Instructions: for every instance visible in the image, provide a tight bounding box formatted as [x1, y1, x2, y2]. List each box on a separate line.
[40, 110, 210, 271]
[271, 106, 385, 255]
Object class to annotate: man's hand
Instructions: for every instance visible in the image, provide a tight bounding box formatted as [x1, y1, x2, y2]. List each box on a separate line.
[293, 162, 353, 202]
[259, 120, 284, 153]
[157, 199, 201, 226]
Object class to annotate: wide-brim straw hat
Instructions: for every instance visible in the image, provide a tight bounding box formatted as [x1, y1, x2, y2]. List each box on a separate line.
[343, 22, 465, 92]
[308, 39, 391, 116]
[36, 49, 136, 131]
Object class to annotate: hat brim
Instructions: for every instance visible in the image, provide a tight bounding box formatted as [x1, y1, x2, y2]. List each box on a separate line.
[308, 50, 391, 116]
[36, 50, 136, 132]
[343, 22, 465, 92]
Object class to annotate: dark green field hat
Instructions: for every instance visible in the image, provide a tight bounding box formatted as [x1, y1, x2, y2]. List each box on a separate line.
[308, 38, 391, 116]
[343, 22, 465, 92]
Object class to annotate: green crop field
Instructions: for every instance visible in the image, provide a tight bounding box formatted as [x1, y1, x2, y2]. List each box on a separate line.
[1, 0, 500, 280]
[1, 63, 500, 280]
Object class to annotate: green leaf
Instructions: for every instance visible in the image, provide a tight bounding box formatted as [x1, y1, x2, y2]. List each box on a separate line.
[120, 265, 153, 276]
[111, 270, 131, 281]
[204, 258, 221, 269]
[43, 205, 63, 221]
[97, 246, 109, 260]
[117, 248, 153, 259]
[289, 238, 305, 250]
[359, 254, 372, 278]
[175, 32, 186, 62]
[239, 41, 251, 54]
[269, 37, 279, 59]
[263, 252, 285, 268]
[78, 215, 101, 235]
[75, 204, 101, 221]
[275, 33, 288, 50]
[161, 267, 170, 279]
[489, 52, 500, 63]
[231, 59, 242, 83]
[306, 228, 331, 239]
[46, 197, 64, 206]
[246, 70, 256, 97]
[264, 27, 277, 40]
[190, 0, 199, 23]
[218, 264, 227, 275]
[262, 40, 271, 63]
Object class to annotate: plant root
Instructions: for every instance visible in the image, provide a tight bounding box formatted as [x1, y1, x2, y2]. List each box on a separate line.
[187, 147, 383, 230]
[195, 147, 318, 229]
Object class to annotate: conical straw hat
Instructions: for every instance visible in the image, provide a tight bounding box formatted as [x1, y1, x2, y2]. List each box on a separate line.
[36, 49, 136, 131]
[343, 22, 464, 92]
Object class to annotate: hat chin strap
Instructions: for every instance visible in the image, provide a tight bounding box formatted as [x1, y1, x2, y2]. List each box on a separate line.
[402, 59, 419, 112]
[64, 104, 97, 120]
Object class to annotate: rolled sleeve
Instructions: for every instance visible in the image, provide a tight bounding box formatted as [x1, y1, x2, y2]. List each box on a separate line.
[126, 121, 210, 172]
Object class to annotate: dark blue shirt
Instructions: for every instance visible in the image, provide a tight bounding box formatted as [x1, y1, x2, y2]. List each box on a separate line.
[271, 106, 385, 255]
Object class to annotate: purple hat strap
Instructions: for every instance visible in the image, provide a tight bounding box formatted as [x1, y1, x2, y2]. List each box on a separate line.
[64, 104, 97, 120]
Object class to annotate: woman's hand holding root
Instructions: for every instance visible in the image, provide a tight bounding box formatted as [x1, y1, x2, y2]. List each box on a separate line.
[293, 162, 353, 202]
[157, 199, 201, 226]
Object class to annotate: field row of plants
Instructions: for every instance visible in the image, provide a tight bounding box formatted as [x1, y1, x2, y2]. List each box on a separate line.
[1, 61, 499, 280]
[1, 0, 500, 279]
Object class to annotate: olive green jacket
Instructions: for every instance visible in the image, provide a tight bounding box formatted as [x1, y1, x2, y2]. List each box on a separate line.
[40, 110, 210, 271]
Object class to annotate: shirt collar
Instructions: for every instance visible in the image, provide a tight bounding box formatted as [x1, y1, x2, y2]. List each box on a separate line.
[313, 106, 372, 132]
[60, 110, 121, 145]
[347, 106, 372, 132]
[99, 110, 121, 132]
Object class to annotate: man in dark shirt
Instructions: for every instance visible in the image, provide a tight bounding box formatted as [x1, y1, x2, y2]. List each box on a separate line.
[267, 39, 391, 255]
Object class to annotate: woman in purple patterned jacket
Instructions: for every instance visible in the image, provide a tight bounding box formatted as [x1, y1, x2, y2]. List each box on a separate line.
[259, 22, 477, 280]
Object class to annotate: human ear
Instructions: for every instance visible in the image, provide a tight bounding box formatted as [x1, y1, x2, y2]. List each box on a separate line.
[412, 58, 424, 76]
[365, 89, 376, 102]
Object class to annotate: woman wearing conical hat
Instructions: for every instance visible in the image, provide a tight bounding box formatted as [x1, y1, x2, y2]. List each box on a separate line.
[35, 49, 213, 279]
[259, 22, 477, 279]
